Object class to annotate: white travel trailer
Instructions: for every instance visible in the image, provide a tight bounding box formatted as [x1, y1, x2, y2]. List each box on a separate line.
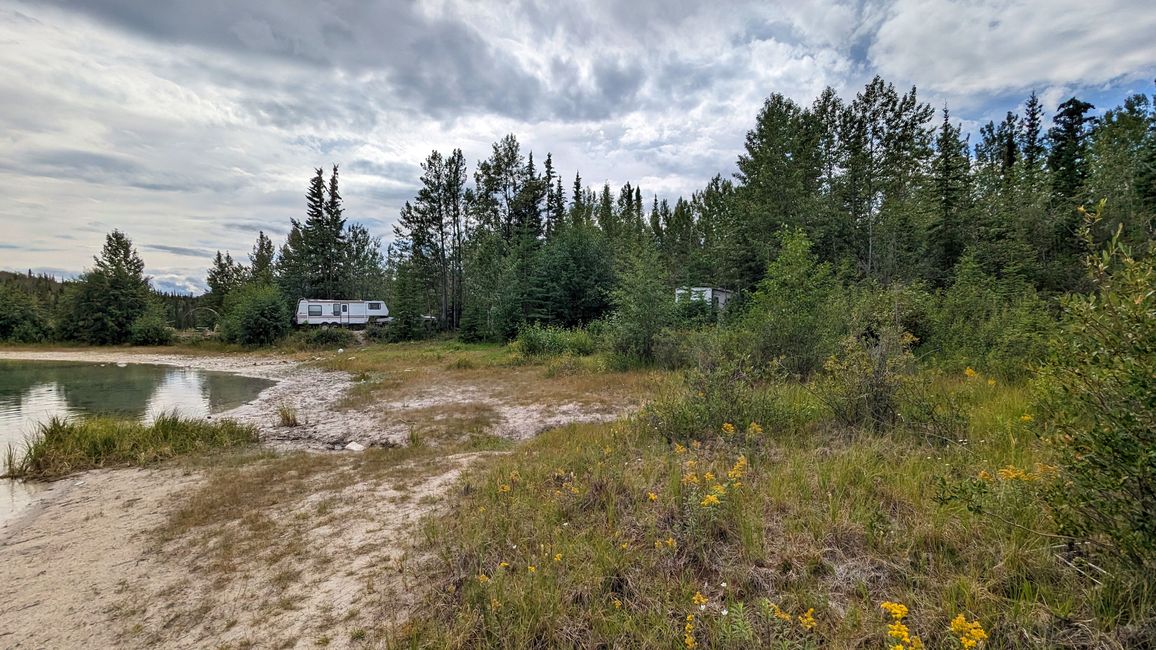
[295, 299, 389, 327]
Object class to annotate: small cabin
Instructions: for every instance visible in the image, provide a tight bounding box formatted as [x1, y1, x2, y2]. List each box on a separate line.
[674, 287, 734, 312]
[295, 299, 389, 327]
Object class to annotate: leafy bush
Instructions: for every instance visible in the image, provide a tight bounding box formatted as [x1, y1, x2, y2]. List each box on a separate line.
[813, 325, 917, 431]
[1039, 216, 1156, 569]
[219, 284, 290, 346]
[740, 228, 849, 377]
[926, 254, 1053, 380]
[129, 304, 174, 346]
[292, 327, 356, 349]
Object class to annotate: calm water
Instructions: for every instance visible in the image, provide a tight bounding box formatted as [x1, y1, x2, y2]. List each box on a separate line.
[0, 360, 274, 524]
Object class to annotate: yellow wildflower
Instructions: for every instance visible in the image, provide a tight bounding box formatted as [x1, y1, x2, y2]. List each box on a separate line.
[509, 470, 521, 483]
[722, 422, 736, 435]
[691, 439, 702, 449]
[986, 378, 996, 386]
[700, 494, 721, 507]
[703, 471, 716, 482]
[498, 483, 511, 493]
[950, 614, 987, 648]
[682, 472, 700, 485]
[498, 562, 509, 569]
[684, 614, 697, 648]
[692, 591, 709, 606]
[489, 597, 501, 611]
[768, 602, 792, 622]
[674, 443, 687, 454]
[888, 621, 912, 644]
[1020, 414, 1033, 423]
[798, 608, 816, 630]
[553, 553, 562, 563]
[613, 598, 622, 609]
[647, 491, 658, 502]
[477, 574, 490, 584]
[728, 455, 748, 481]
[684, 459, 698, 470]
[527, 565, 536, 573]
[620, 542, 629, 550]
[881, 601, 909, 620]
[747, 421, 763, 436]
[666, 537, 677, 548]
[710, 483, 726, 496]
[964, 367, 978, 379]
[977, 470, 993, 481]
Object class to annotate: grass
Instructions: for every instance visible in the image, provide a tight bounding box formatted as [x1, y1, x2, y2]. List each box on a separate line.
[277, 403, 300, 427]
[3, 412, 258, 480]
[395, 369, 1155, 648]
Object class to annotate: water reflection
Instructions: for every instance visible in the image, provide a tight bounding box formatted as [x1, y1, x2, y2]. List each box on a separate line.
[0, 360, 274, 525]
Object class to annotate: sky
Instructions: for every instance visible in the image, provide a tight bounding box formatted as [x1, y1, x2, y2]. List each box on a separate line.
[1, 0, 1154, 294]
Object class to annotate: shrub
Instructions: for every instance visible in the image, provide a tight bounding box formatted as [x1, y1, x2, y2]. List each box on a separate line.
[812, 325, 917, 431]
[293, 327, 356, 349]
[219, 284, 290, 346]
[740, 228, 849, 377]
[1039, 214, 1156, 570]
[514, 324, 595, 358]
[129, 304, 174, 346]
[926, 254, 1053, 380]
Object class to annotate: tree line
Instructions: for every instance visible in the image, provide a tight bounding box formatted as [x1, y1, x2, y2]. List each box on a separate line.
[2, 75, 1153, 348]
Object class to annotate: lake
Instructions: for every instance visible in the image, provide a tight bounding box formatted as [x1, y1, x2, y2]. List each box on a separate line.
[0, 359, 274, 524]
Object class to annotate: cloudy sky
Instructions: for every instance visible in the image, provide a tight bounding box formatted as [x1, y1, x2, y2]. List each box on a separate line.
[1, 0, 1153, 293]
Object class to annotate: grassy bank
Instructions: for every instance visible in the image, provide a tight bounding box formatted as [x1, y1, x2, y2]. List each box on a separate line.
[4, 413, 257, 480]
[397, 371, 1154, 648]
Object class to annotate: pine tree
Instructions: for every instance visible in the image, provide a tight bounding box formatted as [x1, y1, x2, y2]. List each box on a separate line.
[928, 107, 972, 284]
[249, 231, 276, 286]
[1048, 97, 1097, 204]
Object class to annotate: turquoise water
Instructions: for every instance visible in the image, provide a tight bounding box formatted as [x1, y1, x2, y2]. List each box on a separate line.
[0, 360, 274, 524]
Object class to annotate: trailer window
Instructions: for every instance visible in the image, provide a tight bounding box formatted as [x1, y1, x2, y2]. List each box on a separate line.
[307, 305, 322, 317]
[341, 304, 348, 313]
[332, 304, 341, 316]
[368, 302, 382, 310]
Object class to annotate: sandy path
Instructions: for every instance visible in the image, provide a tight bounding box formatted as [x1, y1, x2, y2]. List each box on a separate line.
[0, 348, 642, 648]
[0, 469, 202, 648]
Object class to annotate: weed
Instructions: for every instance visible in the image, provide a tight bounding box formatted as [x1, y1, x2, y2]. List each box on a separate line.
[277, 403, 300, 427]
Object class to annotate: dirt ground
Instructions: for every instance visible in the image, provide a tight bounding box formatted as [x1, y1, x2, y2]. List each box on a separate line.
[0, 347, 651, 648]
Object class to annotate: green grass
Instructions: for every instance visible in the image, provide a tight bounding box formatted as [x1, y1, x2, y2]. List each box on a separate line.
[4, 412, 258, 480]
[396, 370, 1154, 648]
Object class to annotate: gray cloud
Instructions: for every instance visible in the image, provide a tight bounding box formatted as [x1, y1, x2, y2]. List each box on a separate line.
[2, 0, 1153, 293]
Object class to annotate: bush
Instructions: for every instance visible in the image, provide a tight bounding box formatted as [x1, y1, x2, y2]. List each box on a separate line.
[292, 327, 356, 349]
[607, 245, 674, 362]
[740, 228, 849, 377]
[514, 324, 595, 358]
[129, 304, 174, 346]
[1039, 216, 1156, 570]
[219, 284, 290, 346]
[926, 254, 1053, 380]
[812, 325, 917, 431]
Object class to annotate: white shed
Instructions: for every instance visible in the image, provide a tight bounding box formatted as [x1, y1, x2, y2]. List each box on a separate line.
[674, 287, 734, 312]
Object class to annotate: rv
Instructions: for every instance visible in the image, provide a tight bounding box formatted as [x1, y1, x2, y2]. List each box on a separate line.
[295, 299, 389, 327]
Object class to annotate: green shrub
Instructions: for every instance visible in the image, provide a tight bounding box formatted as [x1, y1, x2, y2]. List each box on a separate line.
[219, 284, 289, 346]
[292, 327, 356, 349]
[607, 245, 675, 363]
[129, 304, 174, 346]
[926, 254, 1053, 380]
[812, 325, 917, 431]
[1039, 215, 1156, 570]
[514, 324, 595, 358]
[740, 228, 849, 377]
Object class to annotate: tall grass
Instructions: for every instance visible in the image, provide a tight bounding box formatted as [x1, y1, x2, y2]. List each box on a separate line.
[4, 413, 257, 480]
[397, 371, 1155, 648]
